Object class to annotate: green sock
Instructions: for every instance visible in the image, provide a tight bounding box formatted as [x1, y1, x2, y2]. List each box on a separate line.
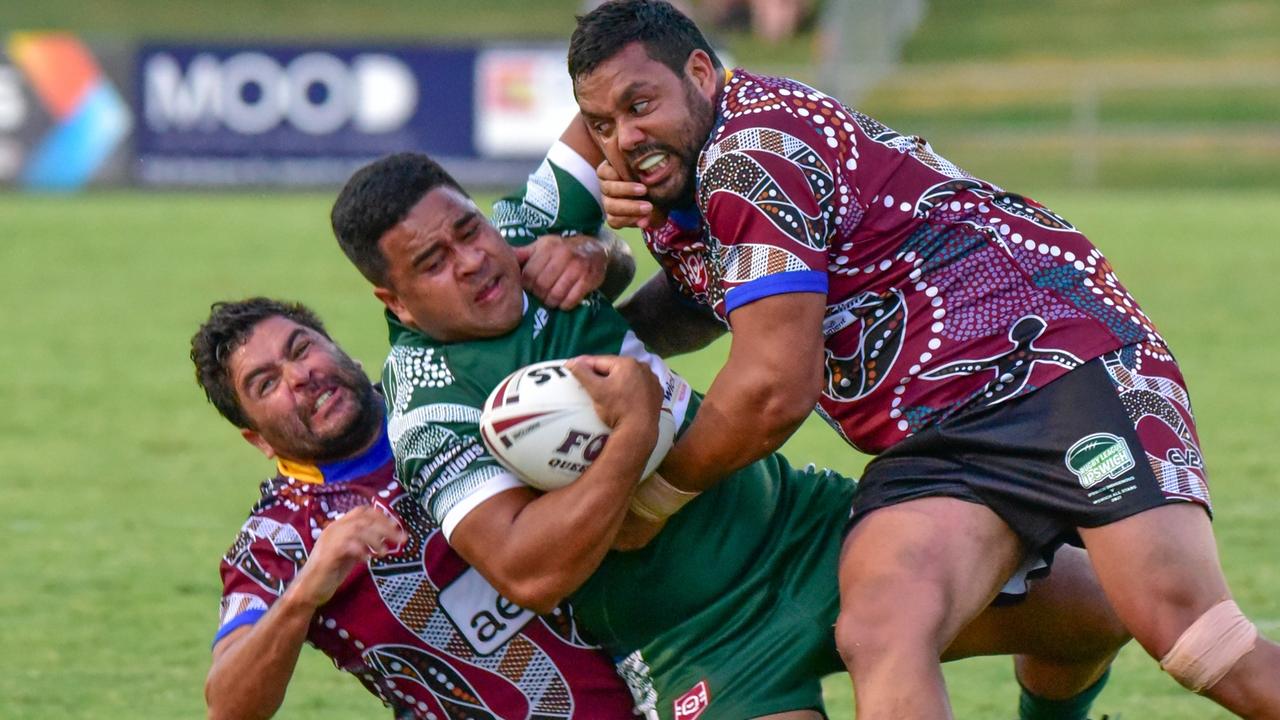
[1017, 668, 1110, 720]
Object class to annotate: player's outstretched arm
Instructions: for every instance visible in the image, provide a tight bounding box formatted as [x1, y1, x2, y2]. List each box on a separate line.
[659, 292, 826, 492]
[448, 356, 661, 614]
[205, 507, 405, 720]
[618, 271, 727, 357]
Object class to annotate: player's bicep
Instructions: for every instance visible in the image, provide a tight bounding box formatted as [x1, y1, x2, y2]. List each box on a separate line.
[210, 624, 253, 659]
[447, 485, 540, 568]
[727, 291, 826, 365]
[389, 410, 518, 530]
[725, 292, 827, 407]
[432, 462, 526, 541]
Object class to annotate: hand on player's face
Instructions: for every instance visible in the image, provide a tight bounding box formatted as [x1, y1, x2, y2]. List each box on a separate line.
[513, 234, 607, 309]
[290, 505, 408, 608]
[375, 187, 524, 342]
[231, 316, 381, 464]
[597, 160, 666, 231]
[565, 355, 662, 434]
[574, 43, 718, 216]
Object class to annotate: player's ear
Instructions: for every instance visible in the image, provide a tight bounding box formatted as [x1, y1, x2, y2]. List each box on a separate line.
[685, 49, 718, 99]
[373, 286, 415, 328]
[241, 428, 276, 459]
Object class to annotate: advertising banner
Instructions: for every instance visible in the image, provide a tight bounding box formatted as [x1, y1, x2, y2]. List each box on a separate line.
[474, 45, 577, 159]
[134, 43, 477, 187]
[0, 32, 132, 190]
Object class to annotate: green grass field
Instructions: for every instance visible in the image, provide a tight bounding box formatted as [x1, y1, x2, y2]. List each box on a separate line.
[1, 188, 1277, 718]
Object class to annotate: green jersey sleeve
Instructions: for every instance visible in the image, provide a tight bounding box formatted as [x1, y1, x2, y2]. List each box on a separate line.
[381, 340, 523, 539]
[492, 140, 605, 247]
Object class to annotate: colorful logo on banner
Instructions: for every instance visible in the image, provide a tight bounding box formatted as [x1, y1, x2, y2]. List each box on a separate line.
[6, 33, 131, 190]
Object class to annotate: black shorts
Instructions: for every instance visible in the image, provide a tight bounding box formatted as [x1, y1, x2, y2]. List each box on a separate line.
[851, 343, 1213, 557]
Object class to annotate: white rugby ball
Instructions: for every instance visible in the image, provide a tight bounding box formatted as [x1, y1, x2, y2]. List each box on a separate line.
[479, 359, 676, 491]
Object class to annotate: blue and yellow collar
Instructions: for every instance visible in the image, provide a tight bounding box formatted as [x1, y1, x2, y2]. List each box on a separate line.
[275, 420, 392, 485]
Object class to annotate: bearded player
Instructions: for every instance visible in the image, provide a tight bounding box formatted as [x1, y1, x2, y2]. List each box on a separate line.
[574, 2, 1280, 717]
[193, 299, 640, 720]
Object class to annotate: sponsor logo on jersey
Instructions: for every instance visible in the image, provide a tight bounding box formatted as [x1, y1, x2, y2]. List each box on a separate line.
[532, 307, 548, 339]
[673, 679, 711, 720]
[1065, 432, 1135, 489]
[438, 567, 535, 655]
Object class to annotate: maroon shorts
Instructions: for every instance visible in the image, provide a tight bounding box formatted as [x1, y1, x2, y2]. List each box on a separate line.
[851, 343, 1212, 556]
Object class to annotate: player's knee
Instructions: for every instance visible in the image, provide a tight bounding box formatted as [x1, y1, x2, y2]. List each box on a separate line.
[835, 609, 893, 670]
[1159, 599, 1259, 693]
[1061, 596, 1131, 663]
[1083, 611, 1131, 663]
[835, 593, 950, 670]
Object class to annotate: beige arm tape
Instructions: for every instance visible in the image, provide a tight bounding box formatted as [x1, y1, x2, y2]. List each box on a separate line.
[1159, 599, 1259, 692]
[629, 473, 700, 522]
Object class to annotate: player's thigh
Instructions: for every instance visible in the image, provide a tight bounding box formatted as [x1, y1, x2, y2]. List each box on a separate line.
[944, 544, 1127, 662]
[839, 495, 1024, 644]
[1079, 502, 1227, 656]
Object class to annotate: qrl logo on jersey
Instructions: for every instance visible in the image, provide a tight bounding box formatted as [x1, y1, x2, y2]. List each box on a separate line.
[1065, 432, 1135, 488]
[673, 680, 710, 720]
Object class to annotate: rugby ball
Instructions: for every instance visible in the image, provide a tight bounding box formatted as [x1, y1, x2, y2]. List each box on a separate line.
[479, 359, 677, 491]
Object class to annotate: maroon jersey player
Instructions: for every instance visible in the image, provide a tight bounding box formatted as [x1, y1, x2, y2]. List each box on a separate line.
[193, 298, 635, 720]
[573, 2, 1278, 718]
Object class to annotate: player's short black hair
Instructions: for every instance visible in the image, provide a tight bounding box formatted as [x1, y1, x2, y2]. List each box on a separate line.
[190, 297, 330, 429]
[330, 152, 468, 286]
[568, 0, 722, 85]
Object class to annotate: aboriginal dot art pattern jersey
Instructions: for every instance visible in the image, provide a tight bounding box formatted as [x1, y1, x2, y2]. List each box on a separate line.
[215, 437, 634, 719]
[643, 69, 1166, 454]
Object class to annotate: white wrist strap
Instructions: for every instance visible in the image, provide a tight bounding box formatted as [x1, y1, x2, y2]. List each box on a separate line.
[629, 473, 700, 522]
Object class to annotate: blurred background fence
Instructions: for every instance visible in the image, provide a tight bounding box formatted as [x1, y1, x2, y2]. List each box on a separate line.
[864, 60, 1280, 190]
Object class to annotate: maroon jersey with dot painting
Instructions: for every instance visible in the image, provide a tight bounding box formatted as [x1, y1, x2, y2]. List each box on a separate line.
[215, 428, 634, 719]
[644, 69, 1167, 454]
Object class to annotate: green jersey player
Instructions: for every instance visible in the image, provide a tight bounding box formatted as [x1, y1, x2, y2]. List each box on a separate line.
[328, 147, 1126, 720]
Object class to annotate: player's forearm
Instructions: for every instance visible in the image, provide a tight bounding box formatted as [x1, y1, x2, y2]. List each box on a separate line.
[205, 592, 317, 720]
[618, 272, 726, 357]
[663, 366, 814, 492]
[597, 229, 636, 302]
[659, 292, 826, 490]
[487, 422, 655, 612]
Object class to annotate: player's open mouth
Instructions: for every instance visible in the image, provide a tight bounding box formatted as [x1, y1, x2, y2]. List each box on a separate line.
[475, 276, 502, 304]
[634, 152, 673, 185]
[313, 387, 343, 416]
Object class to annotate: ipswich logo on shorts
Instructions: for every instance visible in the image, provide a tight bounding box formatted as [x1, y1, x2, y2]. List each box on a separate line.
[1065, 432, 1136, 488]
[674, 680, 711, 720]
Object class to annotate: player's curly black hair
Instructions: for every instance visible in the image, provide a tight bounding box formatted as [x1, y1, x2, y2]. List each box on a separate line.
[330, 152, 467, 287]
[568, 0, 722, 85]
[190, 297, 329, 428]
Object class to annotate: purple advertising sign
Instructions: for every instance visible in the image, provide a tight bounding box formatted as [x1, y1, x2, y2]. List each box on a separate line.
[134, 43, 476, 187]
